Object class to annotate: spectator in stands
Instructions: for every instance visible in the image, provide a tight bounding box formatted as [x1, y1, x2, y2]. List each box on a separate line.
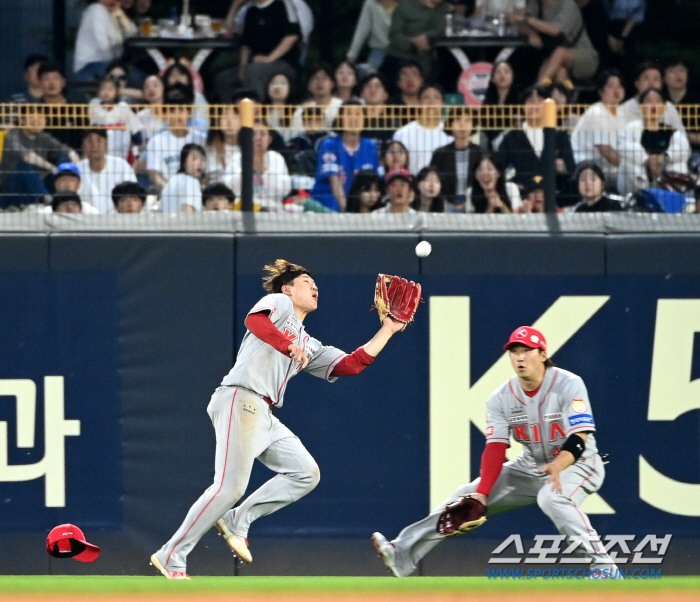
[513, 0, 599, 86]
[482, 60, 520, 148]
[265, 72, 295, 138]
[160, 143, 206, 213]
[617, 87, 691, 195]
[9, 54, 49, 103]
[52, 190, 83, 213]
[203, 182, 235, 211]
[466, 153, 522, 213]
[358, 73, 397, 148]
[287, 106, 329, 179]
[89, 75, 143, 161]
[346, 170, 384, 213]
[137, 74, 165, 147]
[206, 106, 241, 184]
[346, 0, 397, 70]
[571, 69, 627, 189]
[393, 84, 454, 175]
[53, 163, 82, 193]
[519, 175, 546, 213]
[310, 101, 381, 211]
[381, 140, 410, 173]
[605, 0, 645, 58]
[412, 166, 446, 212]
[573, 161, 623, 212]
[373, 169, 417, 213]
[335, 61, 360, 102]
[0, 105, 80, 209]
[430, 107, 482, 210]
[105, 60, 144, 102]
[162, 63, 209, 131]
[111, 180, 146, 213]
[663, 58, 700, 150]
[38, 62, 85, 150]
[73, 0, 137, 82]
[225, 123, 291, 211]
[382, 0, 447, 87]
[499, 84, 575, 201]
[146, 83, 206, 190]
[290, 64, 344, 135]
[78, 128, 138, 213]
[388, 61, 425, 126]
[548, 81, 577, 128]
[619, 62, 684, 130]
[237, 0, 302, 100]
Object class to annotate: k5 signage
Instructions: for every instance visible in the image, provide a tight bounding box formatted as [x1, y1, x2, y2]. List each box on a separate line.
[427, 276, 700, 536]
[0, 273, 121, 531]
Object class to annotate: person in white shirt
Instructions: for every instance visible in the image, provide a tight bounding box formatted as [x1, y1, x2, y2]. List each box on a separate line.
[373, 169, 418, 214]
[146, 84, 206, 190]
[160, 144, 206, 213]
[78, 128, 138, 213]
[138, 75, 166, 147]
[290, 64, 344, 137]
[571, 69, 627, 188]
[618, 62, 684, 131]
[617, 87, 691, 195]
[224, 125, 291, 211]
[206, 106, 241, 183]
[392, 84, 454, 175]
[466, 153, 522, 213]
[73, 0, 136, 82]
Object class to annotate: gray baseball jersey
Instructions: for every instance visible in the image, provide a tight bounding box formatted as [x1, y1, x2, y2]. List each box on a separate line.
[485, 367, 598, 469]
[221, 293, 347, 407]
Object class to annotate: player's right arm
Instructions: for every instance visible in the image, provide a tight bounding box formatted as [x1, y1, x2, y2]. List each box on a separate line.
[473, 390, 511, 504]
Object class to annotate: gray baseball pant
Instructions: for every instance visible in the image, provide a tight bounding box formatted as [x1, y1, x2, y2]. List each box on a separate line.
[389, 455, 616, 577]
[154, 386, 319, 572]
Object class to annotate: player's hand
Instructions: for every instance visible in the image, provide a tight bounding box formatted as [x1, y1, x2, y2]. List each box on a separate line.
[540, 463, 562, 494]
[471, 492, 488, 506]
[288, 344, 309, 369]
[382, 316, 407, 334]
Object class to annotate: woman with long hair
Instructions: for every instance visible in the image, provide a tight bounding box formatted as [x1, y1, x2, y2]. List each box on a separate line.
[412, 166, 446, 213]
[346, 170, 384, 213]
[482, 61, 519, 148]
[206, 106, 241, 184]
[466, 154, 522, 214]
[380, 140, 410, 174]
[160, 143, 206, 212]
[264, 71, 295, 141]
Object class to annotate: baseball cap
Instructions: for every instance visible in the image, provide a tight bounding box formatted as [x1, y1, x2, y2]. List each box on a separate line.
[46, 523, 100, 562]
[523, 175, 544, 196]
[55, 163, 81, 180]
[504, 326, 547, 352]
[385, 169, 413, 185]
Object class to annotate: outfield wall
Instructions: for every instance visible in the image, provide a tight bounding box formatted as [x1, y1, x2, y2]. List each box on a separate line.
[0, 214, 699, 575]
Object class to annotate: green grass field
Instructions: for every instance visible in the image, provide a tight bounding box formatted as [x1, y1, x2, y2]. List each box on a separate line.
[0, 576, 699, 597]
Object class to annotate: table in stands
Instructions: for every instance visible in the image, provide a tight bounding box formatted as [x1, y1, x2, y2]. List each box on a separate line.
[125, 36, 234, 74]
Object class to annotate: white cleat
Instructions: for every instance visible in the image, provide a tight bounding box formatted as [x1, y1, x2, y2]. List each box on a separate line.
[372, 532, 402, 578]
[150, 553, 191, 579]
[215, 518, 253, 563]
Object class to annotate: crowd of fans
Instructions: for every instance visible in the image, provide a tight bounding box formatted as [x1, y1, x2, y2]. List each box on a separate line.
[2, 0, 698, 215]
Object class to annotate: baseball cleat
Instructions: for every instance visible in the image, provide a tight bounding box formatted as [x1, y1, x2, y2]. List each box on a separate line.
[372, 532, 401, 578]
[215, 518, 253, 563]
[150, 553, 191, 579]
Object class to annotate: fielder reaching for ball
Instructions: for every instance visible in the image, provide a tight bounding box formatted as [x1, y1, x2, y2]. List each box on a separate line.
[373, 326, 619, 577]
[151, 260, 421, 579]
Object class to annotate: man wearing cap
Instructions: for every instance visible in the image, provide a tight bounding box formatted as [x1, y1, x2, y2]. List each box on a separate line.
[372, 326, 619, 578]
[372, 169, 417, 214]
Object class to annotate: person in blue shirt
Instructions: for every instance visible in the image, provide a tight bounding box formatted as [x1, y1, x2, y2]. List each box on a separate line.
[310, 100, 382, 211]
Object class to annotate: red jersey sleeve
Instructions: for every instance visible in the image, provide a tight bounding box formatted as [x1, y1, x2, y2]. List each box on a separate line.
[331, 347, 375, 376]
[475, 442, 508, 497]
[245, 312, 291, 355]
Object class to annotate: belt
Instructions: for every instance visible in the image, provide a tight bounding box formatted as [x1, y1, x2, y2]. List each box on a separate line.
[225, 385, 276, 409]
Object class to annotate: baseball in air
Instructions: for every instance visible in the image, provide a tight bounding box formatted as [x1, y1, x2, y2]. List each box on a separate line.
[415, 241, 432, 258]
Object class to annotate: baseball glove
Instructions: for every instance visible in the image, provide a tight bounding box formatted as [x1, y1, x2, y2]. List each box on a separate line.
[436, 495, 488, 536]
[374, 274, 422, 329]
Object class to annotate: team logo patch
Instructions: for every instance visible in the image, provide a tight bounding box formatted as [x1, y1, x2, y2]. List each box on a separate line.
[530, 334, 540, 344]
[516, 328, 528, 339]
[544, 412, 562, 422]
[572, 399, 586, 413]
[508, 415, 528, 424]
[486, 413, 492, 421]
[569, 414, 595, 427]
[322, 152, 337, 163]
[486, 426, 494, 436]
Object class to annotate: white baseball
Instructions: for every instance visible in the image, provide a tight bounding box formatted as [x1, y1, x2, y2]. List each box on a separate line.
[415, 240, 432, 258]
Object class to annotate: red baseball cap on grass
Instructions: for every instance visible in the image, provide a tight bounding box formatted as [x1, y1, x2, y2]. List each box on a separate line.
[504, 326, 547, 352]
[46, 523, 100, 562]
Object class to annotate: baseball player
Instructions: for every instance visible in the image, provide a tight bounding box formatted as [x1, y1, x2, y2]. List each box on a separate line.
[151, 260, 420, 579]
[373, 326, 619, 578]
